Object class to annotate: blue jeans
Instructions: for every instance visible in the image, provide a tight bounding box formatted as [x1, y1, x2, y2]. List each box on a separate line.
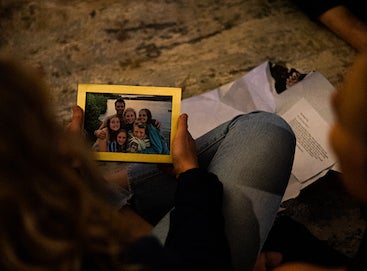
[128, 111, 296, 271]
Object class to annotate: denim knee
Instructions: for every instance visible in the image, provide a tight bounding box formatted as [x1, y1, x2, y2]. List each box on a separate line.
[230, 111, 295, 141]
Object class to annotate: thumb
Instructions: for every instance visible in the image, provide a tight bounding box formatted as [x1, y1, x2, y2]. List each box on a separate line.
[66, 106, 84, 132]
[176, 113, 188, 136]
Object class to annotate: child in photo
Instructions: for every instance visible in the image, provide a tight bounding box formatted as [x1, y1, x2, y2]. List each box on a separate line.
[127, 122, 151, 153]
[123, 107, 137, 133]
[93, 115, 121, 152]
[115, 129, 128, 152]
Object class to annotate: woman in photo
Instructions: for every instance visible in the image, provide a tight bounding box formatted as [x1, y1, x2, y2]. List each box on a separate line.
[138, 108, 169, 155]
[93, 115, 121, 152]
[123, 107, 137, 133]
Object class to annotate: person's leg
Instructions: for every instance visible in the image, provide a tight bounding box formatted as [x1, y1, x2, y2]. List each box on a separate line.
[195, 111, 296, 271]
[100, 161, 177, 226]
[127, 163, 177, 226]
[120, 111, 295, 271]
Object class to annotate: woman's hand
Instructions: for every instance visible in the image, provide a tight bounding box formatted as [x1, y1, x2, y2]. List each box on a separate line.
[94, 129, 107, 139]
[172, 114, 199, 177]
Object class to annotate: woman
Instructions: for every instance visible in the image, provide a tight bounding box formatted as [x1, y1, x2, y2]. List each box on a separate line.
[94, 115, 121, 152]
[109, 109, 296, 271]
[123, 107, 137, 133]
[0, 57, 296, 271]
[138, 108, 170, 154]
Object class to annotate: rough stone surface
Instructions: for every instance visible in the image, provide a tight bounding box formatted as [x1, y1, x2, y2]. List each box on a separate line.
[1, 0, 365, 258]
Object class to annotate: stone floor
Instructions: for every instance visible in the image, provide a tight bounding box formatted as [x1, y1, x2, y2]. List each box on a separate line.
[1, 0, 365, 258]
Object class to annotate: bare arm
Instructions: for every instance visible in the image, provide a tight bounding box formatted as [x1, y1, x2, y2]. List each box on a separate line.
[94, 118, 109, 139]
[319, 5, 367, 52]
[95, 127, 109, 152]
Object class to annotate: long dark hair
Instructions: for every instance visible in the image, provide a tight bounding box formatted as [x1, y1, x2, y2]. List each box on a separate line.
[0, 57, 142, 270]
[139, 108, 152, 124]
[106, 115, 121, 142]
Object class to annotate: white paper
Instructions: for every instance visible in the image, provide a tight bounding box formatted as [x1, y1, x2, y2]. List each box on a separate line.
[281, 98, 336, 182]
[182, 61, 275, 139]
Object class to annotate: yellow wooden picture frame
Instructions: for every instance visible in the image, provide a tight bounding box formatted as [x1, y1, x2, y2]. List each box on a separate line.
[77, 83, 181, 163]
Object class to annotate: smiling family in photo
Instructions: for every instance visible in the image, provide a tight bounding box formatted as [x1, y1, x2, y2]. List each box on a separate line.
[92, 97, 170, 155]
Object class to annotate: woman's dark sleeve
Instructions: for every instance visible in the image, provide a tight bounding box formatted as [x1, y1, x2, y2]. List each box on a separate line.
[292, 0, 344, 20]
[164, 168, 233, 270]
